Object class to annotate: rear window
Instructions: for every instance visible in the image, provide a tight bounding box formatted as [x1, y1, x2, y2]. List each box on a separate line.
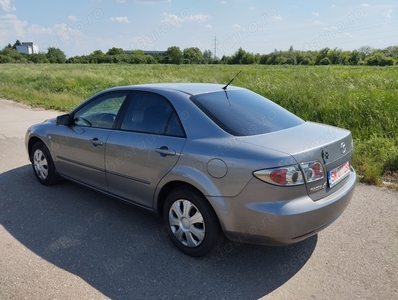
[190, 89, 304, 136]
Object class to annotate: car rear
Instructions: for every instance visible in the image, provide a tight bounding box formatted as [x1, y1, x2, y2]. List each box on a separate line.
[222, 121, 356, 245]
[189, 86, 356, 245]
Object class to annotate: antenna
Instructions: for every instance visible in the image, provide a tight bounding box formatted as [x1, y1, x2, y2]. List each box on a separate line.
[222, 71, 242, 90]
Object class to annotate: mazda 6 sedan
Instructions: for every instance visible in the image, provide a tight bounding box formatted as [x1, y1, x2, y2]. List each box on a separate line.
[26, 83, 356, 256]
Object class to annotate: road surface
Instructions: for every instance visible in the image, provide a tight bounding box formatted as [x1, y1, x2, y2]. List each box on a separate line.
[0, 99, 397, 299]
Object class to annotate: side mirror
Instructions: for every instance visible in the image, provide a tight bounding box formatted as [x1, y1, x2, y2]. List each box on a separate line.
[56, 114, 72, 126]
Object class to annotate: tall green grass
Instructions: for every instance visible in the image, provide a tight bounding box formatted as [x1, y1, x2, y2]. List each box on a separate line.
[1, 64, 397, 185]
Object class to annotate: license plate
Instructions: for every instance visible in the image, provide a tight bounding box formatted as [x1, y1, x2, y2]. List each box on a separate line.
[328, 161, 350, 188]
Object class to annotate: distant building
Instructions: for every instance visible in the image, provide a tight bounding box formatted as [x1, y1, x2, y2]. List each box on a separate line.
[16, 42, 38, 55]
[124, 50, 165, 56]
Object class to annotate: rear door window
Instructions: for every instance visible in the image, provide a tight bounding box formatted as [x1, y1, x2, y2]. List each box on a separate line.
[120, 92, 185, 137]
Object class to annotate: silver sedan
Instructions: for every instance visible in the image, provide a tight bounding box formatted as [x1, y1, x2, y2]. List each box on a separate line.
[26, 83, 356, 256]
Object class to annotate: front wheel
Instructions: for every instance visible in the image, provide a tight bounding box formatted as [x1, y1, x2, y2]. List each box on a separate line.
[163, 187, 225, 257]
[30, 141, 59, 186]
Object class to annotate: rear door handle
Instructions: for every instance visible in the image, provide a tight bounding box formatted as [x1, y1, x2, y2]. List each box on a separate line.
[155, 147, 176, 157]
[90, 137, 104, 146]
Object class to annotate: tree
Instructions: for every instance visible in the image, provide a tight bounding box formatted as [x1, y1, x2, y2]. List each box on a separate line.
[106, 47, 124, 56]
[0, 55, 14, 63]
[29, 53, 49, 63]
[0, 47, 24, 61]
[383, 46, 398, 60]
[12, 40, 22, 49]
[327, 48, 342, 64]
[319, 57, 331, 65]
[358, 46, 373, 56]
[183, 47, 203, 64]
[203, 49, 213, 63]
[46, 47, 66, 63]
[229, 48, 254, 64]
[129, 50, 148, 64]
[85, 50, 105, 63]
[300, 56, 312, 65]
[348, 50, 360, 65]
[365, 53, 396, 66]
[164, 46, 183, 64]
[314, 47, 329, 65]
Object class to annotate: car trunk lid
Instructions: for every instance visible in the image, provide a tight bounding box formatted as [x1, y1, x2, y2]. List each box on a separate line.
[236, 121, 354, 200]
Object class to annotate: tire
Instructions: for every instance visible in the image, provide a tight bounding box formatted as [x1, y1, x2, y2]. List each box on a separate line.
[30, 141, 59, 186]
[163, 187, 225, 257]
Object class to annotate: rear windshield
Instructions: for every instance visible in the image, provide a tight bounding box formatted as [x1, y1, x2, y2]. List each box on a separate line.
[190, 89, 304, 136]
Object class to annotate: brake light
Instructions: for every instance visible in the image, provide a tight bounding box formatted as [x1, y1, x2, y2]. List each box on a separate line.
[253, 161, 324, 186]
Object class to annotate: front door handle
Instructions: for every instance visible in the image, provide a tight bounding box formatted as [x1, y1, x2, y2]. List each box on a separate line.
[155, 146, 176, 157]
[90, 137, 104, 146]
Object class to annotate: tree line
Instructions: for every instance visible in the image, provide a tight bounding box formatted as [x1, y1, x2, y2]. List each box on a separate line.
[1, 40, 397, 66]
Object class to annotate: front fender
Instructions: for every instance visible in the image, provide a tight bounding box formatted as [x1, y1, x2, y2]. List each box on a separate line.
[25, 119, 56, 161]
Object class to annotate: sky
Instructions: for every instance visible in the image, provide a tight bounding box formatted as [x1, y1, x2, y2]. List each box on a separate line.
[0, 0, 397, 58]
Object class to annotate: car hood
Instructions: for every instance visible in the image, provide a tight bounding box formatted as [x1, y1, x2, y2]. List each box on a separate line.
[235, 121, 353, 164]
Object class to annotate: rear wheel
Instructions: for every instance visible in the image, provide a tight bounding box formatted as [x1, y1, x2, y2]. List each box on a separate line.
[30, 141, 59, 186]
[163, 187, 225, 257]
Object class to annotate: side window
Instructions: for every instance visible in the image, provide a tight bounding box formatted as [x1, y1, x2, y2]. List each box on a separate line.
[121, 92, 185, 137]
[74, 92, 128, 129]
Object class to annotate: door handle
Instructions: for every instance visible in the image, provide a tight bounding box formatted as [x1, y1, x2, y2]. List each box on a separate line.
[90, 137, 104, 146]
[155, 147, 176, 157]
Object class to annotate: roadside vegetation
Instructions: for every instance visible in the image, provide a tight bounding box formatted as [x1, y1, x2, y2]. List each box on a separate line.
[1, 40, 397, 66]
[0, 63, 396, 188]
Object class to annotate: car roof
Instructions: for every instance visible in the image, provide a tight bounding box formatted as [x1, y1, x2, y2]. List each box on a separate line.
[106, 83, 243, 96]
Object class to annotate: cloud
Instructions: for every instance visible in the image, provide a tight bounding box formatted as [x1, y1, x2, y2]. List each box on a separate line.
[162, 12, 211, 26]
[384, 9, 393, 18]
[205, 24, 212, 29]
[0, 14, 27, 36]
[0, 0, 16, 12]
[314, 20, 325, 25]
[360, 3, 370, 8]
[343, 32, 354, 38]
[27, 24, 52, 35]
[220, 1, 227, 4]
[313, 12, 319, 17]
[231, 24, 242, 30]
[53, 23, 83, 37]
[108, 16, 130, 23]
[68, 15, 77, 21]
[186, 14, 211, 22]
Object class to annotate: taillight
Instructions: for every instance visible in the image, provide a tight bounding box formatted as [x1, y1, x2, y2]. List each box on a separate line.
[300, 161, 324, 183]
[254, 165, 304, 186]
[253, 161, 324, 186]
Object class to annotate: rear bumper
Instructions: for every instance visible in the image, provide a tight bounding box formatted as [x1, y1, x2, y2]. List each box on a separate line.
[212, 167, 356, 246]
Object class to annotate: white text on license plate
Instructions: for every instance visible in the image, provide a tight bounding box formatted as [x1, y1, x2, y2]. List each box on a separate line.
[328, 161, 350, 188]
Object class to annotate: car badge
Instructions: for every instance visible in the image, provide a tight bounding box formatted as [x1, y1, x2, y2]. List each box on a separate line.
[340, 142, 346, 154]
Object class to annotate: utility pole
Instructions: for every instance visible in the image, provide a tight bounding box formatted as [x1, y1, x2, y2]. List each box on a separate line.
[214, 36, 217, 59]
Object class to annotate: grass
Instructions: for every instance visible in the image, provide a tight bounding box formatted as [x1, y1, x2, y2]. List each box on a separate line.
[0, 63, 397, 187]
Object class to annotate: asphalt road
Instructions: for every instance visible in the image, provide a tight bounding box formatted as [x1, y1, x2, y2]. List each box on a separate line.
[0, 99, 397, 300]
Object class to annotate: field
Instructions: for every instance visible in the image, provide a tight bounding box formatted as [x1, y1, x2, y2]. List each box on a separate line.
[0, 64, 397, 186]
